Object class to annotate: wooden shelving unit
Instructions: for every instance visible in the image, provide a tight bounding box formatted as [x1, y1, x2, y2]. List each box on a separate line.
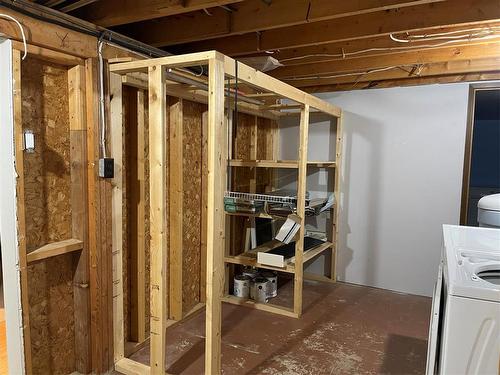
[223, 95, 343, 320]
[108, 51, 342, 375]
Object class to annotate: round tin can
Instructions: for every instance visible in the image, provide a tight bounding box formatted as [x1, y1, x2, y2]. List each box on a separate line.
[261, 271, 278, 298]
[242, 266, 259, 280]
[233, 274, 251, 299]
[251, 277, 269, 303]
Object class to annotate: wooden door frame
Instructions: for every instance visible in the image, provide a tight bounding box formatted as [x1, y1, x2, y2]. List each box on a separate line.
[460, 82, 500, 225]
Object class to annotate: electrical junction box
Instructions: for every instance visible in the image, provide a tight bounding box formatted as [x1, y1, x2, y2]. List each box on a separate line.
[99, 158, 114, 178]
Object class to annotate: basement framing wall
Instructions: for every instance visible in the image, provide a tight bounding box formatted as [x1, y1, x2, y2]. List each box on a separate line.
[0, 5, 150, 373]
[108, 50, 342, 374]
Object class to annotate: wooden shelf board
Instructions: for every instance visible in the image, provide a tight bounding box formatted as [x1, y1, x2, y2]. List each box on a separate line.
[224, 255, 295, 273]
[293, 241, 333, 265]
[27, 238, 83, 263]
[225, 240, 333, 272]
[229, 159, 299, 168]
[228, 159, 336, 168]
[222, 295, 298, 318]
[225, 211, 274, 219]
[307, 161, 336, 168]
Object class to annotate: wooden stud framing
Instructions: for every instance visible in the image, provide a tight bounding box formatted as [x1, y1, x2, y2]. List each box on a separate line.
[68, 63, 92, 374]
[294, 105, 310, 317]
[205, 53, 227, 375]
[134, 89, 147, 342]
[331, 113, 343, 281]
[86, 57, 114, 373]
[110, 71, 125, 363]
[148, 64, 168, 375]
[169, 97, 184, 320]
[108, 51, 342, 375]
[12, 47, 34, 375]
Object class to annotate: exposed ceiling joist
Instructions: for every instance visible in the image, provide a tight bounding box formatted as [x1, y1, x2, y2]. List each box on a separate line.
[304, 71, 500, 92]
[272, 42, 500, 79]
[173, 0, 500, 55]
[288, 57, 500, 87]
[267, 24, 500, 65]
[71, 0, 243, 27]
[123, 0, 445, 47]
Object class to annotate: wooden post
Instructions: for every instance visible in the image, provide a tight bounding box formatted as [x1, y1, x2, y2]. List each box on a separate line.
[148, 64, 168, 375]
[294, 105, 310, 317]
[200, 111, 208, 303]
[331, 113, 343, 281]
[205, 54, 227, 375]
[169, 97, 184, 320]
[136, 89, 147, 342]
[12, 47, 33, 375]
[68, 64, 91, 373]
[110, 71, 125, 362]
[85, 57, 113, 373]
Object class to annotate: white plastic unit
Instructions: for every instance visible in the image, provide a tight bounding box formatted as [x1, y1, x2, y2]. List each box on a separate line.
[478, 193, 500, 228]
[427, 225, 500, 375]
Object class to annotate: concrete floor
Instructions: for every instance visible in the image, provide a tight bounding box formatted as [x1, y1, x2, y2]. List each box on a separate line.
[129, 280, 431, 374]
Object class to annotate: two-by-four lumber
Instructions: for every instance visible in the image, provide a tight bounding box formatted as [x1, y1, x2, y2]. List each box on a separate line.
[134, 89, 147, 342]
[223, 54, 341, 117]
[68, 63, 92, 374]
[169, 97, 184, 320]
[12, 48, 33, 374]
[109, 51, 216, 74]
[293, 105, 310, 317]
[148, 64, 169, 375]
[85, 57, 114, 373]
[26, 238, 84, 263]
[205, 54, 227, 375]
[110, 72, 125, 363]
[200, 112, 208, 303]
[331, 113, 343, 282]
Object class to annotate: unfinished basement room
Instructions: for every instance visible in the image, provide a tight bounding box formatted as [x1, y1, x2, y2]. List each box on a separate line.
[0, 1, 499, 374]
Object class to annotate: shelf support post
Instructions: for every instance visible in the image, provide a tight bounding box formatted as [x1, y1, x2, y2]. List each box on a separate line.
[294, 104, 310, 317]
[148, 64, 168, 375]
[205, 53, 227, 375]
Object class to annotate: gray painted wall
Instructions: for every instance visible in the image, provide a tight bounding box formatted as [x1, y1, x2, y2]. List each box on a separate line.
[279, 83, 489, 297]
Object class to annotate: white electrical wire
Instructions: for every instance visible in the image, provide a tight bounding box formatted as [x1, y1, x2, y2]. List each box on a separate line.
[0, 14, 27, 60]
[279, 27, 500, 63]
[283, 66, 402, 81]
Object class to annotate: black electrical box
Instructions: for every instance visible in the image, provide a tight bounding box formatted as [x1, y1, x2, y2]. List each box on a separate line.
[99, 158, 114, 178]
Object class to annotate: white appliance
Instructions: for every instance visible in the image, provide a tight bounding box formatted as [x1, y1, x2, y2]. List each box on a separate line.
[478, 193, 500, 228]
[426, 225, 500, 375]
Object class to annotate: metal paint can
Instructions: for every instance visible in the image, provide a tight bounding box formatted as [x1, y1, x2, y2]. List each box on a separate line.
[242, 266, 259, 280]
[233, 274, 251, 299]
[251, 277, 269, 303]
[261, 271, 278, 298]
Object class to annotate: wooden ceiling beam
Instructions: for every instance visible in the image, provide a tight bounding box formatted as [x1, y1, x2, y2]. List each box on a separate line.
[173, 0, 500, 56]
[303, 72, 500, 92]
[287, 57, 500, 87]
[264, 23, 500, 65]
[271, 42, 500, 79]
[71, 0, 243, 27]
[122, 0, 444, 47]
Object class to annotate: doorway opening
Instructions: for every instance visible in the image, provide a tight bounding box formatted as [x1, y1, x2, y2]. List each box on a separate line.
[460, 85, 500, 226]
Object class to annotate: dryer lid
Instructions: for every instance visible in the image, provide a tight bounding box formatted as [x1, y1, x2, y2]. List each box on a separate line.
[478, 194, 500, 212]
